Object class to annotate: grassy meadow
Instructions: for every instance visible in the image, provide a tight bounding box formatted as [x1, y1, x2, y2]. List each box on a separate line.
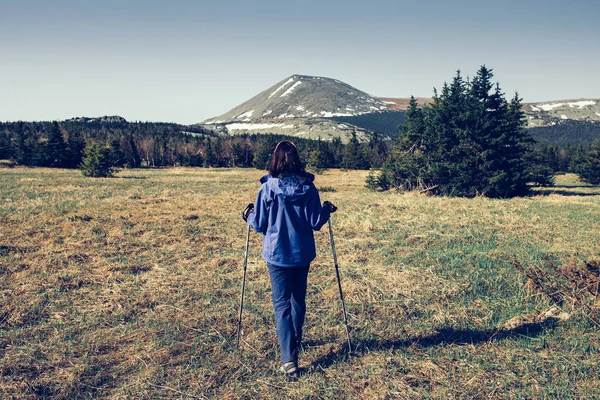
[1, 167, 599, 399]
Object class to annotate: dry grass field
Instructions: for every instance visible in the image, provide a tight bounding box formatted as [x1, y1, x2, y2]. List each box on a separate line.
[1, 167, 599, 399]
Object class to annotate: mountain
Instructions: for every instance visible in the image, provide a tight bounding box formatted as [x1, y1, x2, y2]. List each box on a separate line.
[523, 99, 600, 127]
[66, 115, 128, 124]
[201, 74, 600, 144]
[522, 100, 600, 147]
[201, 75, 403, 141]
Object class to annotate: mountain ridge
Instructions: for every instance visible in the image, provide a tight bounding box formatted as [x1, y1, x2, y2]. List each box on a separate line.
[200, 74, 599, 142]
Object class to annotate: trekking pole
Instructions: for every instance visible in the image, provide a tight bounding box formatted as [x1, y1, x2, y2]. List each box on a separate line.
[237, 204, 253, 348]
[327, 217, 352, 353]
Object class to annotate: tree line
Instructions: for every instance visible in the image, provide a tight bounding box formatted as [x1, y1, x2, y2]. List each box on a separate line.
[0, 119, 386, 172]
[1, 67, 599, 192]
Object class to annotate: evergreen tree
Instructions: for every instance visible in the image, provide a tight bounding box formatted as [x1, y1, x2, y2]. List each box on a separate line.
[342, 131, 370, 169]
[80, 143, 118, 178]
[374, 66, 545, 197]
[109, 137, 127, 167]
[306, 145, 322, 171]
[570, 144, 589, 173]
[13, 122, 32, 165]
[252, 136, 278, 170]
[525, 149, 555, 187]
[577, 140, 600, 184]
[381, 96, 431, 190]
[319, 139, 335, 168]
[232, 139, 254, 167]
[0, 131, 11, 160]
[330, 137, 344, 167]
[368, 132, 388, 168]
[46, 121, 67, 167]
[25, 128, 45, 167]
[203, 138, 217, 167]
[66, 128, 86, 168]
[213, 137, 226, 167]
[307, 138, 335, 171]
[365, 169, 390, 191]
[125, 132, 142, 168]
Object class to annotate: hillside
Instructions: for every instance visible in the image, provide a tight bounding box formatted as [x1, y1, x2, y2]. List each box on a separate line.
[201, 75, 399, 141]
[524, 99, 600, 127]
[201, 75, 600, 144]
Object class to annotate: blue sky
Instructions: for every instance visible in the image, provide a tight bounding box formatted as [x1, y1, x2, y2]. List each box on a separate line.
[1, 0, 599, 124]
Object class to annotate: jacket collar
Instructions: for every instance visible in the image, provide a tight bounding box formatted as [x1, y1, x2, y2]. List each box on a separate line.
[260, 171, 314, 184]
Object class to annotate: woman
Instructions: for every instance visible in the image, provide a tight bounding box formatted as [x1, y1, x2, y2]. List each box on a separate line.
[245, 140, 336, 376]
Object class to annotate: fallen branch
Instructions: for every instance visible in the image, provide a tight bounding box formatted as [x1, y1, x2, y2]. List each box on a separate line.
[419, 185, 438, 194]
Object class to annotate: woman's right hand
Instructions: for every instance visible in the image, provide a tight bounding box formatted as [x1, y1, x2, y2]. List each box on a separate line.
[323, 201, 337, 213]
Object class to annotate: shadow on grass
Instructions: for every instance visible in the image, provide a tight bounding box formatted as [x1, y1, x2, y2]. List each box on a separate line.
[533, 189, 599, 197]
[309, 318, 558, 370]
[551, 184, 595, 189]
[118, 176, 148, 180]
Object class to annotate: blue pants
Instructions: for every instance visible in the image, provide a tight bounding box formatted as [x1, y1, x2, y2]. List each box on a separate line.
[267, 263, 310, 364]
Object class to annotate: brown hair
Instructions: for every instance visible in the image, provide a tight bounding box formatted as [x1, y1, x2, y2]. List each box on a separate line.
[268, 140, 305, 177]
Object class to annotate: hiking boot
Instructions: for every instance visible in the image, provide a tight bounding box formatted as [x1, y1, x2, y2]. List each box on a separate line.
[279, 361, 298, 376]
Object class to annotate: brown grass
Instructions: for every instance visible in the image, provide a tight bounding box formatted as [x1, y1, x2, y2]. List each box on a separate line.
[1, 168, 599, 399]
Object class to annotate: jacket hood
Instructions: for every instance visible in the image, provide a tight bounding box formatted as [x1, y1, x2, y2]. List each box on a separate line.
[260, 172, 315, 200]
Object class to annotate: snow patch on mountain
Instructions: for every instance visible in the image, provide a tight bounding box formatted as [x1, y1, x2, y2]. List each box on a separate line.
[236, 110, 254, 120]
[268, 78, 294, 99]
[537, 100, 596, 111]
[539, 103, 565, 111]
[568, 100, 596, 108]
[227, 123, 293, 130]
[280, 80, 302, 97]
[321, 111, 354, 117]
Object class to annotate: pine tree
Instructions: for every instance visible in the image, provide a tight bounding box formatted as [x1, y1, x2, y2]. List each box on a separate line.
[373, 66, 545, 197]
[368, 132, 388, 168]
[342, 131, 370, 169]
[0, 129, 11, 160]
[80, 143, 118, 178]
[570, 144, 589, 173]
[577, 140, 600, 184]
[307, 138, 335, 171]
[252, 136, 278, 170]
[203, 139, 217, 167]
[381, 96, 431, 190]
[109, 137, 126, 167]
[213, 137, 225, 167]
[232, 139, 254, 167]
[125, 132, 142, 168]
[330, 137, 344, 167]
[66, 128, 86, 168]
[13, 122, 32, 165]
[46, 121, 67, 168]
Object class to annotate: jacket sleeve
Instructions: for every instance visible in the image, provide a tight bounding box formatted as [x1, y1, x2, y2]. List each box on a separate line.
[306, 185, 330, 231]
[248, 184, 269, 233]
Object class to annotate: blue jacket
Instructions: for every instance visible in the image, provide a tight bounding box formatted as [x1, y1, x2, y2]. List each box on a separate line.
[248, 172, 330, 267]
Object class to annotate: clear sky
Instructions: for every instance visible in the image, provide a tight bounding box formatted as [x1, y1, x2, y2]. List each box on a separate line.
[1, 0, 599, 124]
